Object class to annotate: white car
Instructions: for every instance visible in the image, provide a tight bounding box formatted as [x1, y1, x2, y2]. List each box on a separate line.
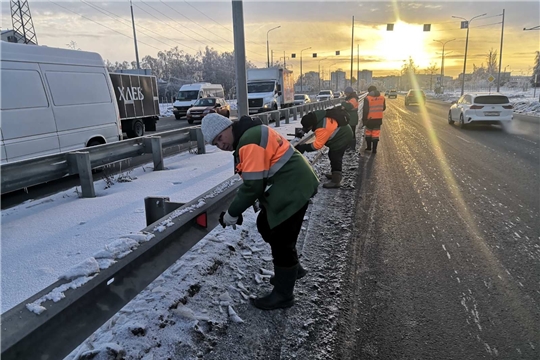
[316, 90, 333, 102]
[294, 94, 311, 105]
[448, 93, 513, 128]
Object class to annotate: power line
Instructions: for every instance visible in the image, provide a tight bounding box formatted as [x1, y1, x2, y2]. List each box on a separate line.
[139, 0, 232, 53]
[159, 1, 233, 46]
[80, 0, 177, 49]
[183, 0, 232, 33]
[48, 0, 162, 51]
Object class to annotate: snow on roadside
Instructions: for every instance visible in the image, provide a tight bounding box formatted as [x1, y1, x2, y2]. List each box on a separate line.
[64, 207, 276, 359]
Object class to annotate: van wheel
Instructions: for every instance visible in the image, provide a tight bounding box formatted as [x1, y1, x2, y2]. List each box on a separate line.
[448, 111, 454, 125]
[87, 139, 102, 147]
[126, 120, 145, 138]
[188, 119, 194, 124]
[459, 114, 466, 129]
[225, 110, 230, 118]
[174, 114, 181, 120]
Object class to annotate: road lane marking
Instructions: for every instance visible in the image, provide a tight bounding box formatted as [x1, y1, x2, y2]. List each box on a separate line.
[456, 136, 471, 143]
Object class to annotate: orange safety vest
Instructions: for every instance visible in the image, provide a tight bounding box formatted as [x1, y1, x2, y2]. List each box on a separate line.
[312, 117, 340, 150]
[235, 126, 295, 181]
[347, 97, 359, 110]
[367, 96, 384, 119]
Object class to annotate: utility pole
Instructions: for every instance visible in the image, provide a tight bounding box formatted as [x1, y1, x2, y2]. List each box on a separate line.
[357, 44, 360, 91]
[434, 39, 455, 94]
[266, 25, 280, 68]
[300, 46, 311, 92]
[130, 0, 140, 69]
[452, 13, 486, 95]
[232, 0, 248, 117]
[496, 9, 505, 92]
[350, 16, 354, 88]
[10, 0, 38, 44]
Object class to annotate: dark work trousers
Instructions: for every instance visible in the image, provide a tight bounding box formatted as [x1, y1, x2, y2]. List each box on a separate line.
[328, 146, 347, 172]
[256, 202, 309, 268]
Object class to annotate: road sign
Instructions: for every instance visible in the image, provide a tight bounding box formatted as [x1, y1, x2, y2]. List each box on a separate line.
[460, 21, 468, 29]
[487, 75, 495, 83]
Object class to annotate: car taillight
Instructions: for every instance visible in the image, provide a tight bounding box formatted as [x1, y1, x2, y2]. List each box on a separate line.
[503, 105, 513, 109]
[470, 105, 484, 109]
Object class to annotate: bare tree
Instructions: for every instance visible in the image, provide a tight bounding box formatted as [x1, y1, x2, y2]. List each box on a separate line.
[66, 41, 81, 51]
[424, 62, 439, 91]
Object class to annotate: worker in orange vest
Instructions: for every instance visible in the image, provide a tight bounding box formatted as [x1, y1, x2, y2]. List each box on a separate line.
[362, 85, 386, 153]
[201, 114, 319, 310]
[342, 86, 360, 151]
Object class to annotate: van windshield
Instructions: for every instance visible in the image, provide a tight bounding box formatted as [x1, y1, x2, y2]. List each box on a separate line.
[177, 90, 199, 101]
[248, 82, 275, 94]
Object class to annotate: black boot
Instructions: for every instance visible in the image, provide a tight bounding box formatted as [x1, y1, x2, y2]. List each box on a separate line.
[372, 140, 378, 154]
[365, 138, 372, 151]
[252, 265, 297, 310]
[270, 264, 307, 285]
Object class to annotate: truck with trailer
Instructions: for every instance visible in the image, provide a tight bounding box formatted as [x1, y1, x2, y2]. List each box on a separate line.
[247, 67, 294, 114]
[109, 72, 160, 138]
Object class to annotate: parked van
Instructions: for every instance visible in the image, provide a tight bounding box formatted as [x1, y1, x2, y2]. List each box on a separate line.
[0, 42, 123, 164]
[172, 83, 224, 119]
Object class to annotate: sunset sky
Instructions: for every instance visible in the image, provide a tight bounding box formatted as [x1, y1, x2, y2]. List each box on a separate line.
[1, 1, 538, 79]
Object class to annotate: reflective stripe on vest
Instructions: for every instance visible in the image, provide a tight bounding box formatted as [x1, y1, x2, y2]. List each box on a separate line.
[348, 97, 359, 109]
[367, 96, 384, 119]
[240, 126, 294, 180]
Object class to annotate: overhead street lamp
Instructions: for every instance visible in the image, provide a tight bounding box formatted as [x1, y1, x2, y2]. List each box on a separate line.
[266, 26, 281, 68]
[452, 13, 487, 95]
[300, 46, 312, 92]
[433, 39, 456, 94]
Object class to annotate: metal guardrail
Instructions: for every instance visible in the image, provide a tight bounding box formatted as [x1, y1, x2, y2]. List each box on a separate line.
[0, 127, 206, 197]
[0, 129, 322, 360]
[0, 98, 343, 197]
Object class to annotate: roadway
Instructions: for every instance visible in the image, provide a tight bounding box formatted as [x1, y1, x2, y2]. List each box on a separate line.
[336, 96, 540, 358]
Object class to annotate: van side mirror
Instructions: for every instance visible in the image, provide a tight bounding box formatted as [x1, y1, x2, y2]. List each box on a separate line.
[451, 100, 457, 105]
[276, 84, 282, 92]
[173, 97, 176, 102]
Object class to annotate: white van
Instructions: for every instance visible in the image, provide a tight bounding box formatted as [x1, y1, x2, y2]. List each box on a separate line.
[172, 82, 224, 120]
[0, 42, 123, 164]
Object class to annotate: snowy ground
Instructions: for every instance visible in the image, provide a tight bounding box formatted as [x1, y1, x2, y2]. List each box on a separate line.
[64, 139, 360, 360]
[1, 117, 306, 314]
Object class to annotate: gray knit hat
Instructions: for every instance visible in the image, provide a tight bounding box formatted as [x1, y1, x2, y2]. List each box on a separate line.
[201, 113, 233, 144]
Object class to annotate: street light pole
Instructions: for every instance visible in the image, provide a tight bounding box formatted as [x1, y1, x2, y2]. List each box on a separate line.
[300, 46, 311, 92]
[266, 25, 281, 68]
[452, 13, 487, 95]
[496, 9, 505, 92]
[231, 0, 248, 117]
[433, 39, 456, 94]
[130, 0, 140, 69]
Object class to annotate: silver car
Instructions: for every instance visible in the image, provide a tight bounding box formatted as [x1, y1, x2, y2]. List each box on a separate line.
[294, 94, 311, 105]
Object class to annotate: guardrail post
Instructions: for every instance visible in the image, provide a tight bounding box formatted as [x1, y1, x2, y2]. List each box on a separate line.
[284, 108, 290, 124]
[274, 111, 280, 127]
[144, 196, 184, 226]
[145, 136, 164, 171]
[189, 128, 206, 154]
[292, 107, 298, 121]
[261, 113, 269, 125]
[69, 151, 95, 198]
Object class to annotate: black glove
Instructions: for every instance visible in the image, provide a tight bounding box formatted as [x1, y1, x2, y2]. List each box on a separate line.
[295, 143, 311, 154]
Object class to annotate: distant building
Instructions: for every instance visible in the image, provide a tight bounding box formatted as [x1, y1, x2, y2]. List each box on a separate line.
[357, 70, 373, 90]
[1, 29, 36, 45]
[331, 70, 346, 91]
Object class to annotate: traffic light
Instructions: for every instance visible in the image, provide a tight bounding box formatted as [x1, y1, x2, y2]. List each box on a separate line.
[313, 53, 317, 58]
[336, 51, 340, 55]
[291, 53, 296, 58]
[387, 24, 394, 31]
[423, 24, 431, 31]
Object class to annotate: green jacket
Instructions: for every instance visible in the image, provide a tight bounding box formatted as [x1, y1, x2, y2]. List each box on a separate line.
[341, 94, 360, 126]
[311, 110, 353, 151]
[228, 121, 319, 229]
